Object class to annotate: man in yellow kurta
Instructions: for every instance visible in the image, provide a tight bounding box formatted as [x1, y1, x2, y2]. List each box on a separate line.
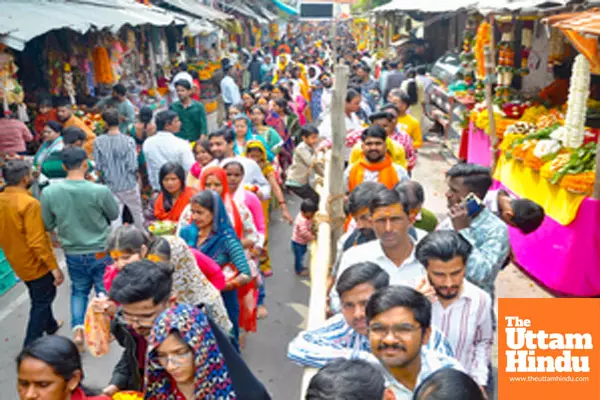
[349, 111, 407, 168]
[56, 98, 96, 157]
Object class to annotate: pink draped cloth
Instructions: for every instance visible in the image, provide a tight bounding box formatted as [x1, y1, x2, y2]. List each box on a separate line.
[190, 248, 226, 291]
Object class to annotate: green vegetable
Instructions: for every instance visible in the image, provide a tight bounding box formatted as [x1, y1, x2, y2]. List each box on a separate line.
[550, 142, 597, 184]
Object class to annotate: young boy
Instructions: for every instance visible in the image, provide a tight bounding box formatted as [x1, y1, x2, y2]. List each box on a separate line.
[291, 199, 318, 277]
[286, 124, 324, 205]
[484, 189, 545, 234]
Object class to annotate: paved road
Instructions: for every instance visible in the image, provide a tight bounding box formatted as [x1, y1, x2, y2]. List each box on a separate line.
[0, 198, 307, 399]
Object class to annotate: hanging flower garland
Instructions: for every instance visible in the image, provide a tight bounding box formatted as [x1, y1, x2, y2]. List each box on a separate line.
[550, 54, 590, 149]
[474, 21, 491, 102]
[495, 25, 515, 105]
[63, 63, 76, 105]
[92, 46, 114, 85]
[519, 20, 534, 76]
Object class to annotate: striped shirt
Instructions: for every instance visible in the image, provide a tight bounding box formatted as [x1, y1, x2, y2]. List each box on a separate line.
[382, 349, 463, 399]
[287, 313, 454, 368]
[92, 132, 138, 193]
[431, 280, 494, 386]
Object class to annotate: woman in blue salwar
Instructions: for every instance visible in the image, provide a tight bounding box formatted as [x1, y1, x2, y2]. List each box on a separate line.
[179, 190, 251, 351]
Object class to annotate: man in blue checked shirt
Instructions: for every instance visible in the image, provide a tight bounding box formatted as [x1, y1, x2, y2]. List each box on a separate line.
[287, 262, 454, 368]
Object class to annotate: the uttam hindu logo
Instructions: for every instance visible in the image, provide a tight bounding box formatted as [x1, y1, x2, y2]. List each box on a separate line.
[504, 315, 592, 373]
[498, 298, 600, 400]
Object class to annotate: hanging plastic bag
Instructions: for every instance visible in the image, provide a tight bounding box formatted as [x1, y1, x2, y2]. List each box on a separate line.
[84, 293, 111, 357]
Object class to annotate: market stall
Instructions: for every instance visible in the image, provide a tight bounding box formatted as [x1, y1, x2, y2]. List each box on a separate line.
[468, 9, 600, 296]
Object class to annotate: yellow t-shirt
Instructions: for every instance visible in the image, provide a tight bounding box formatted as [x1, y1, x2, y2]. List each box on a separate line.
[397, 114, 422, 148]
[349, 137, 407, 168]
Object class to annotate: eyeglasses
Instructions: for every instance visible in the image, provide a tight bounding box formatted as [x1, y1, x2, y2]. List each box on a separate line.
[369, 323, 421, 338]
[121, 310, 159, 328]
[154, 350, 193, 367]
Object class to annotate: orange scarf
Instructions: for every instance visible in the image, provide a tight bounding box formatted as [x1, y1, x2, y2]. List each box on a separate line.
[154, 186, 196, 222]
[348, 154, 400, 193]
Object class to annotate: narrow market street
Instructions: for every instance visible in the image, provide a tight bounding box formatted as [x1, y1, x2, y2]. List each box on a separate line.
[0, 140, 550, 399]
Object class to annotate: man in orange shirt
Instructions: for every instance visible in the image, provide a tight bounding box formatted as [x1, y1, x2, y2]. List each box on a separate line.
[0, 160, 64, 346]
[56, 97, 96, 157]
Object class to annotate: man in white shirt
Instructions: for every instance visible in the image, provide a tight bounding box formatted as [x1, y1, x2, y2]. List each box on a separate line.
[319, 88, 364, 162]
[415, 230, 493, 391]
[220, 65, 242, 115]
[169, 63, 193, 101]
[366, 286, 463, 399]
[142, 110, 195, 191]
[331, 188, 431, 313]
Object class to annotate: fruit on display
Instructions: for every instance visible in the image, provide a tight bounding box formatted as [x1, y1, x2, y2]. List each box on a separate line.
[502, 102, 529, 119]
[550, 55, 590, 149]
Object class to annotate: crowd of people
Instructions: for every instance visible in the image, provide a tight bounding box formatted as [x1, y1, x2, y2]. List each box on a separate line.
[0, 26, 547, 400]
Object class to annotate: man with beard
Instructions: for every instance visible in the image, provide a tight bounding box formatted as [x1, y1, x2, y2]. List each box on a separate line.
[415, 230, 493, 391]
[0, 160, 64, 346]
[56, 97, 96, 157]
[437, 163, 509, 299]
[287, 262, 453, 368]
[349, 111, 407, 168]
[345, 125, 408, 193]
[207, 128, 271, 200]
[330, 189, 431, 314]
[366, 286, 462, 399]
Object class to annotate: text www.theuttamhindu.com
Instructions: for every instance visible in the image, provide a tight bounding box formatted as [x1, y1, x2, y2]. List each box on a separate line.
[508, 376, 590, 383]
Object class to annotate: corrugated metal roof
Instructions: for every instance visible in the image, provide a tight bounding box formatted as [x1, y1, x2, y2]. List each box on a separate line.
[160, 0, 233, 21]
[0, 0, 179, 50]
[373, 0, 476, 13]
[219, 1, 269, 25]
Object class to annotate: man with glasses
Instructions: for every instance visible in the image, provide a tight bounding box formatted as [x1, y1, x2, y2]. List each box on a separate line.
[366, 286, 462, 399]
[330, 188, 430, 313]
[288, 262, 453, 368]
[103, 260, 269, 399]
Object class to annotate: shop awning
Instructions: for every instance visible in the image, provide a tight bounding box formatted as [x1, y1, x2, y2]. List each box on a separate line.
[372, 0, 476, 13]
[218, 1, 269, 25]
[159, 0, 233, 22]
[476, 0, 569, 14]
[543, 9, 600, 73]
[0, 0, 179, 50]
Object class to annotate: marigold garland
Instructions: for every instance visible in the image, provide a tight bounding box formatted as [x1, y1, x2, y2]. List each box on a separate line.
[559, 171, 595, 195]
[474, 22, 491, 80]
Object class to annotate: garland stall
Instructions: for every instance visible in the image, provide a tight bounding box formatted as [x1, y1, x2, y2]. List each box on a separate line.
[488, 10, 600, 296]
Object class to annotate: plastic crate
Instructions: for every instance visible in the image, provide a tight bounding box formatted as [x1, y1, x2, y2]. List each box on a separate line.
[0, 250, 18, 297]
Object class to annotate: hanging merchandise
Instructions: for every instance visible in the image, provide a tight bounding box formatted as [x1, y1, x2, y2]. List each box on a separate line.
[110, 40, 125, 82]
[550, 54, 590, 149]
[474, 21, 491, 102]
[548, 27, 565, 67]
[63, 63, 76, 105]
[520, 20, 534, 76]
[495, 26, 515, 105]
[0, 49, 24, 112]
[93, 46, 114, 85]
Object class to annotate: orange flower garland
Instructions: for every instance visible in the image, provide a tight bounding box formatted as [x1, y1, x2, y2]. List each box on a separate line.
[92, 46, 114, 85]
[559, 171, 595, 195]
[474, 22, 491, 79]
